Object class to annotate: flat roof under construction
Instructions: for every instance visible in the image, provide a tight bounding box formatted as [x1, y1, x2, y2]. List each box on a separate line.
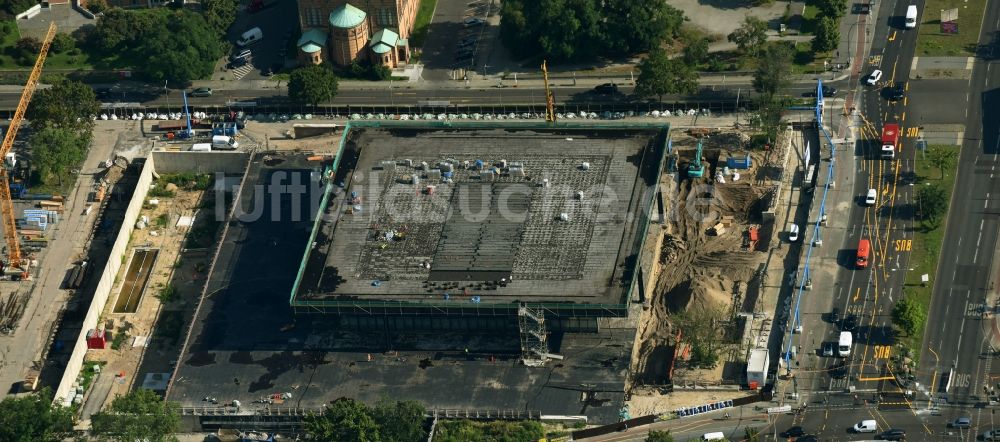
[292, 124, 668, 314]
[166, 145, 642, 425]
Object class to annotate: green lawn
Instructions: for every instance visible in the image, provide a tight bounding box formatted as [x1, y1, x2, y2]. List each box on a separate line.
[800, 4, 820, 35]
[409, 0, 438, 48]
[899, 144, 959, 358]
[915, 0, 988, 56]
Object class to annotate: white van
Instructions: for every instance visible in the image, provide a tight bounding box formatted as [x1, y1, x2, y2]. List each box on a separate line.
[190, 143, 212, 152]
[702, 432, 726, 441]
[237, 27, 262, 47]
[212, 135, 239, 150]
[853, 419, 877, 433]
[838, 331, 852, 357]
[905, 5, 918, 29]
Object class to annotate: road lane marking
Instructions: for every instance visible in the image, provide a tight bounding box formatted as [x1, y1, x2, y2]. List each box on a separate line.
[889, 31, 896, 41]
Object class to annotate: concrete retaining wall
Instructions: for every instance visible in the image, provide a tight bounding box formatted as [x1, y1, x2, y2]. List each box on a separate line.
[16, 4, 41, 19]
[151, 151, 249, 175]
[54, 157, 155, 406]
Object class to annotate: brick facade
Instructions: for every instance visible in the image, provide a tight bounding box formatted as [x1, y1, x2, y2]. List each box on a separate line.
[329, 21, 368, 67]
[296, 0, 418, 39]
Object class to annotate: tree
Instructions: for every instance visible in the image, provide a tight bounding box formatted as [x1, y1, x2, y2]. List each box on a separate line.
[812, 16, 839, 53]
[728, 16, 768, 56]
[86, 0, 110, 14]
[138, 11, 223, 84]
[200, 0, 237, 34]
[927, 145, 957, 179]
[435, 420, 544, 442]
[647, 429, 675, 442]
[304, 398, 381, 442]
[51, 33, 76, 53]
[682, 38, 710, 66]
[674, 305, 726, 369]
[753, 43, 794, 97]
[27, 78, 100, 134]
[288, 65, 339, 106]
[31, 127, 90, 186]
[603, 0, 685, 54]
[370, 63, 392, 81]
[815, 0, 848, 19]
[745, 426, 761, 442]
[916, 183, 948, 226]
[0, 388, 74, 442]
[91, 389, 180, 442]
[91, 7, 159, 53]
[892, 295, 925, 336]
[500, 0, 683, 61]
[635, 47, 699, 102]
[372, 399, 427, 442]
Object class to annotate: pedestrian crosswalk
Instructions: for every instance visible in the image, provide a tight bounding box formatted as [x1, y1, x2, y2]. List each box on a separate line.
[232, 63, 254, 80]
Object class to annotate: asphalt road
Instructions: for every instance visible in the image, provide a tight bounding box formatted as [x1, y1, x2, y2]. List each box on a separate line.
[916, 0, 1000, 413]
[0, 80, 839, 111]
[831, 0, 924, 393]
[785, 0, 925, 403]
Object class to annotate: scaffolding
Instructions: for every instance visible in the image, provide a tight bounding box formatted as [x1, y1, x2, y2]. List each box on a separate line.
[518, 303, 549, 367]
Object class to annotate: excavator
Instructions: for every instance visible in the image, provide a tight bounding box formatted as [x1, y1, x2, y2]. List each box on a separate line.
[687, 138, 705, 178]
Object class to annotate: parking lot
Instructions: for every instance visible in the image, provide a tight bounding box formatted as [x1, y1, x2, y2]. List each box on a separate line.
[419, 0, 506, 81]
[221, 0, 299, 81]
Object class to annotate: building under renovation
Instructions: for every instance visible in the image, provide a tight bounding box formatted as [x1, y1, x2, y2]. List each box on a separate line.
[166, 122, 669, 432]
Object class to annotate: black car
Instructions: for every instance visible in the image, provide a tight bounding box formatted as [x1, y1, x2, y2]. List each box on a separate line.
[797, 436, 819, 442]
[94, 88, 110, 100]
[594, 83, 619, 94]
[804, 85, 838, 97]
[829, 308, 841, 324]
[780, 426, 805, 438]
[886, 82, 905, 101]
[842, 314, 858, 331]
[878, 428, 906, 440]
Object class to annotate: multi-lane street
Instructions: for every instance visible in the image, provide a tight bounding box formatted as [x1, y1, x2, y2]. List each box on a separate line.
[918, 0, 1000, 418]
[0, 78, 835, 110]
[781, 0, 1000, 436]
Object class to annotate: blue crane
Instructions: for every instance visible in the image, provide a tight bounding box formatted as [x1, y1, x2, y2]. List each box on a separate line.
[178, 90, 194, 139]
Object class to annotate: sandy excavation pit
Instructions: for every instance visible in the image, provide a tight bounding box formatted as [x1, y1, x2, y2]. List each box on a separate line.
[630, 129, 777, 409]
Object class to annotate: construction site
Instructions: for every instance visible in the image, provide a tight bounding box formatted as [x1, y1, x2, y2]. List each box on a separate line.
[161, 122, 668, 431]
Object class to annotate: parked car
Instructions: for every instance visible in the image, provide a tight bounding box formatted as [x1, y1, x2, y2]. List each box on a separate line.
[853, 419, 878, 433]
[865, 188, 878, 205]
[787, 223, 800, 242]
[866, 69, 883, 85]
[948, 417, 971, 428]
[594, 83, 619, 95]
[842, 314, 858, 331]
[822, 342, 835, 357]
[464, 17, 486, 26]
[804, 85, 838, 97]
[886, 82, 906, 101]
[780, 426, 805, 438]
[189, 87, 213, 97]
[878, 429, 906, 441]
[230, 49, 252, 62]
[984, 430, 1000, 441]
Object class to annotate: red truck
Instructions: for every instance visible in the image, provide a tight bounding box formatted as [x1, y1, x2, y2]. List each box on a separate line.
[881, 123, 899, 159]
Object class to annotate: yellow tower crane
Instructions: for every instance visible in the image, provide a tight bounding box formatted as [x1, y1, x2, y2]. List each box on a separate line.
[542, 60, 556, 123]
[0, 22, 56, 271]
